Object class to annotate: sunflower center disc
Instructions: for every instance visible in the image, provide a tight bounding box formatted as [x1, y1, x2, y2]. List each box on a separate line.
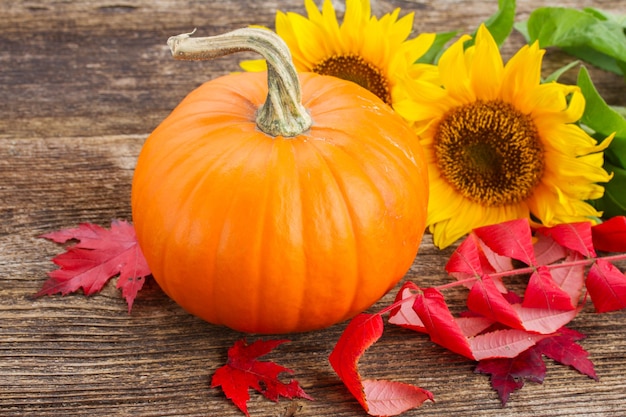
[313, 54, 391, 105]
[434, 100, 545, 206]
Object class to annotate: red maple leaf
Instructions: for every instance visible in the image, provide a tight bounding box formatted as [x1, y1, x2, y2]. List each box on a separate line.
[476, 327, 597, 405]
[329, 314, 433, 416]
[36, 220, 151, 312]
[211, 339, 313, 417]
[475, 345, 546, 405]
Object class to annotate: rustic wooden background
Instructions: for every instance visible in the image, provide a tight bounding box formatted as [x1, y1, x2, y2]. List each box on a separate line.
[2, 1, 625, 416]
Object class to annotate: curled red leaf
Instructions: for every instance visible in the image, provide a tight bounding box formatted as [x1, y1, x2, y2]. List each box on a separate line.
[329, 314, 433, 416]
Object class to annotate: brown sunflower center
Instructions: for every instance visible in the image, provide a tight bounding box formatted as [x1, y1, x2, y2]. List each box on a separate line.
[434, 100, 544, 206]
[312, 54, 391, 105]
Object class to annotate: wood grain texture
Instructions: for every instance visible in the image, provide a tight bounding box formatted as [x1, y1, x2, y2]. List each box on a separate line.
[1, 1, 625, 416]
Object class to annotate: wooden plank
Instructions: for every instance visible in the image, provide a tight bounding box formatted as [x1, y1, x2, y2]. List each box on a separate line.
[1, 0, 626, 416]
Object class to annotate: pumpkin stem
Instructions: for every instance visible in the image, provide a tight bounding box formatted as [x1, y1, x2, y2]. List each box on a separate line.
[167, 28, 312, 137]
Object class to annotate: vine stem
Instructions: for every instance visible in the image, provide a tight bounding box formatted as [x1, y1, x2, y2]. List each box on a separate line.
[436, 251, 626, 291]
[373, 252, 626, 317]
[167, 28, 312, 137]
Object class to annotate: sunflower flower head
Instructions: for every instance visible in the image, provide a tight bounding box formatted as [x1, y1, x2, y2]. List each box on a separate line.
[396, 24, 614, 248]
[240, 0, 436, 107]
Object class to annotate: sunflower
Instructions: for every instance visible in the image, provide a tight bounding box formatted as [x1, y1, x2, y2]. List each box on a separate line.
[395, 24, 613, 248]
[240, 0, 436, 107]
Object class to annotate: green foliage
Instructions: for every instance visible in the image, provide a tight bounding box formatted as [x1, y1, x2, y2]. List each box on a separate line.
[577, 66, 626, 217]
[516, 7, 626, 77]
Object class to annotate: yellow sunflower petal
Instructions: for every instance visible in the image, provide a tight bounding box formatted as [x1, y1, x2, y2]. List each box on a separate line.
[437, 34, 474, 103]
[470, 24, 504, 100]
[501, 42, 544, 105]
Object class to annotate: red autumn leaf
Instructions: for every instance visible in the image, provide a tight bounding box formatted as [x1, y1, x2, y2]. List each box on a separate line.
[545, 252, 586, 307]
[446, 234, 484, 282]
[535, 328, 597, 380]
[475, 345, 546, 405]
[537, 222, 596, 258]
[211, 339, 312, 417]
[413, 287, 476, 359]
[522, 266, 577, 311]
[412, 287, 547, 360]
[329, 314, 433, 416]
[592, 216, 626, 252]
[467, 276, 523, 330]
[472, 218, 536, 265]
[36, 220, 151, 312]
[476, 327, 597, 405]
[586, 258, 626, 312]
[476, 236, 515, 276]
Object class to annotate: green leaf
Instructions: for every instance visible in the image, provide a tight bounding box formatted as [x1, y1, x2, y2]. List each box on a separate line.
[577, 66, 626, 142]
[481, 0, 516, 46]
[465, 0, 516, 49]
[578, 66, 626, 217]
[523, 7, 626, 76]
[544, 60, 580, 83]
[416, 31, 458, 64]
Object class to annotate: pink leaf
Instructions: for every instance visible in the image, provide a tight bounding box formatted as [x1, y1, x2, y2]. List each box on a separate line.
[456, 316, 495, 338]
[388, 282, 426, 333]
[477, 238, 515, 274]
[468, 329, 548, 361]
[523, 266, 577, 311]
[587, 259, 626, 312]
[473, 219, 536, 265]
[537, 222, 596, 258]
[549, 252, 586, 307]
[592, 216, 626, 252]
[362, 379, 434, 417]
[513, 304, 581, 335]
[533, 232, 568, 265]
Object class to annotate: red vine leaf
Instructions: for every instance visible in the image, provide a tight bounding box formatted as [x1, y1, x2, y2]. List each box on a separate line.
[476, 327, 597, 405]
[545, 252, 586, 307]
[537, 222, 596, 258]
[412, 287, 547, 360]
[522, 266, 577, 310]
[388, 282, 426, 333]
[592, 216, 626, 253]
[211, 339, 313, 417]
[329, 313, 433, 416]
[446, 234, 484, 282]
[467, 277, 523, 330]
[36, 220, 151, 312]
[586, 258, 626, 312]
[472, 219, 536, 265]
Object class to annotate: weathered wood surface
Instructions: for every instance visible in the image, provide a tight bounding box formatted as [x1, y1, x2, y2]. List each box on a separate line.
[1, 1, 625, 416]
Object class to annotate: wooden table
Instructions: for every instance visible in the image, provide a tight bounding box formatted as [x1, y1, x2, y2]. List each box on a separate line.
[2, 1, 625, 416]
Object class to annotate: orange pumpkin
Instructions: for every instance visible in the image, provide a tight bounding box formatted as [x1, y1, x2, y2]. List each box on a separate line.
[131, 28, 428, 334]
